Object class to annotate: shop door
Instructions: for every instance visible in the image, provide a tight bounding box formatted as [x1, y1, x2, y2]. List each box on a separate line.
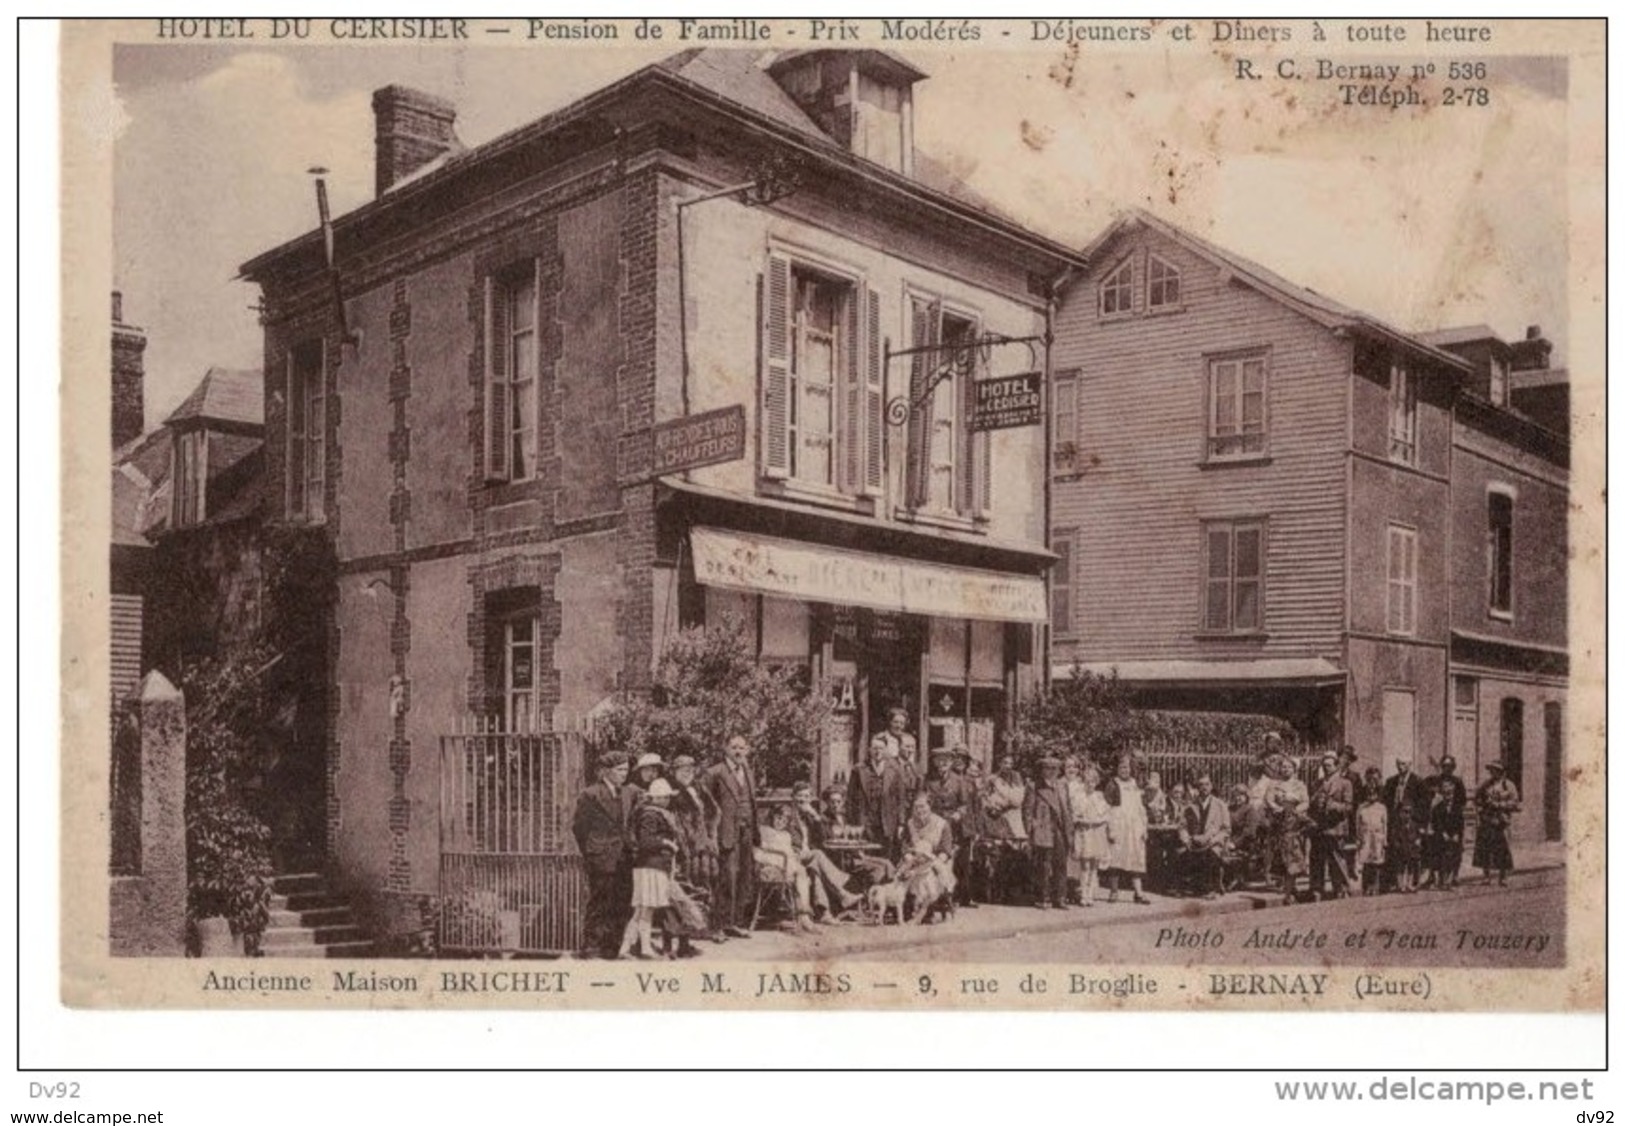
[862, 612, 921, 764]
[1451, 676, 1480, 780]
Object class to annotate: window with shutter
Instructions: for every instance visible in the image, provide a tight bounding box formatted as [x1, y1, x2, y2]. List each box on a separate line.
[1386, 523, 1418, 635]
[484, 263, 540, 483]
[1051, 530, 1075, 634]
[1488, 489, 1514, 618]
[286, 339, 325, 521]
[1052, 368, 1079, 473]
[904, 297, 940, 509]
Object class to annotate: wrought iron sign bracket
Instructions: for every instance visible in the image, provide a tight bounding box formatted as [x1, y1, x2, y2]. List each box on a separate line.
[883, 333, 1046, 426]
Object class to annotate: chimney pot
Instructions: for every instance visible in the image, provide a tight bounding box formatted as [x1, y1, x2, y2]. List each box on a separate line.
[1526, 325, 1542, 340]
[372, 85, 460, 197]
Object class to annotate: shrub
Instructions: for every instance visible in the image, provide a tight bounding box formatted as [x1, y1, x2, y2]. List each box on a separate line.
[600, 618, 837, 789]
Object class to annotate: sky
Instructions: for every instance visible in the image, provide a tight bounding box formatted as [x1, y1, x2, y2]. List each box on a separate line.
[109, 37, 1571, 425]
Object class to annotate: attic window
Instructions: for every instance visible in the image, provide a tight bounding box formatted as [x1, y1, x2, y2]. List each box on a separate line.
[1099, 258, 1134, 317]
[1148, 255, 1182, 309]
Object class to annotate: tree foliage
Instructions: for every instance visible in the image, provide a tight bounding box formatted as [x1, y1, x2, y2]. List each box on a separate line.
[600, 618, 837, 789]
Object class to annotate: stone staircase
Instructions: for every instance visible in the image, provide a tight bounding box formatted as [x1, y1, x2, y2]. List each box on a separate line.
[259, 873, 374, 958]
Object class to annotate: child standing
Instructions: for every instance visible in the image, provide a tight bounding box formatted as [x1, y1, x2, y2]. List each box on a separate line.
[619, 778, 679, 959]
[1355, 768, 1388, 896]
[1073, 764, 1111, 907]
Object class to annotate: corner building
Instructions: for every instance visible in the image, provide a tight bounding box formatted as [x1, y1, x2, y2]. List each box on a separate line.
[241, 50, 1082, 937]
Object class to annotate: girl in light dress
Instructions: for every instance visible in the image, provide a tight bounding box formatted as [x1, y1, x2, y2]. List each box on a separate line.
[619, 778, 679, 959]
[1072, 762, 1112, 907]
[1354, 768, 1388, 896]
[1104, 753, 1150, 904]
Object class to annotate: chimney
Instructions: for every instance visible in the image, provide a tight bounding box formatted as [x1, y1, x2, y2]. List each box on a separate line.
[1509, 324, 1553, 372]
[111, 290, 146, 448]
[371, 85, 460, 196]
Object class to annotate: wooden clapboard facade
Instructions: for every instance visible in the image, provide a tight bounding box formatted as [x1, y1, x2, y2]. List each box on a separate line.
[1051, 211, 1470, 763]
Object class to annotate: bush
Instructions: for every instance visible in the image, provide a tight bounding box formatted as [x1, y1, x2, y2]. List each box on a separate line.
[178, 647, 276, 952]
[600, 618, 837, 789]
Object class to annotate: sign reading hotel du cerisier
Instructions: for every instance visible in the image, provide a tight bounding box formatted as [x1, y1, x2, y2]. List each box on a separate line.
[971, 372, 1042, 432]
[651, 404, 746, 476]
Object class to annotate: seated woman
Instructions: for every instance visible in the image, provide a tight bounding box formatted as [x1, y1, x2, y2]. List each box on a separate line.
[980, 756, 1030, 905]
[898, 794, 957, 923]
[754, 802, 818, 934]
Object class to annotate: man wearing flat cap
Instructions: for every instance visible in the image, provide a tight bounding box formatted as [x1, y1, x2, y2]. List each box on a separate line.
[572, 751, 632, 958]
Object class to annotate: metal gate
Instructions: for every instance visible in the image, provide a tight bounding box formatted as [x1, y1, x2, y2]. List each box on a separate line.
[438, 717, 590, 955]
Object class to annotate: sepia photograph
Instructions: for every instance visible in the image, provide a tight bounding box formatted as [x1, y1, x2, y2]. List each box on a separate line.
[51, 18, 1602, 1041]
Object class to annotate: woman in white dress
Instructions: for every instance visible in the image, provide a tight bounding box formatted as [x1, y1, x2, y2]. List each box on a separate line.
[1073, 763, 1112, 906]
[1104, 753, 1150, 904]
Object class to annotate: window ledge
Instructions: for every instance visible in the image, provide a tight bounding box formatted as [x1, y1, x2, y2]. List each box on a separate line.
[1097, 310, 1137, 324]
[1199, 455, 1274, 470]
[895, 508, 985, 535]
[1488, 609, 1515, 623]
[1146, 303, 1186, 317]
[759, 479, 873, 516]
[1193, 630, 1270, 642]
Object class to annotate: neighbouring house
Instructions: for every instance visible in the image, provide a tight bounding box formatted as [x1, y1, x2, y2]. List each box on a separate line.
[1049, 211, 1569, 843]
[238, 48, 1084, 945]
[1423, 325, 1569, 844]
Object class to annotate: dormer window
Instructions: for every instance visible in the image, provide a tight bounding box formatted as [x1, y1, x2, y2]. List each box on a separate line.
[1099, 258, 1134, 317]
[766, 51, 923, 176]
[172, 430, 207, 527]
[1148, 255, 1182, 310]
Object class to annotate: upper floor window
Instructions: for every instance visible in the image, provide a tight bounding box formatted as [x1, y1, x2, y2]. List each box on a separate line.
[172, 430, 207, 527]
[1147, 255, 1182, 309]
[1052, 367, 1079, 472]
[761, 254, 882, 498]
[286, 339, 325, 521]
[902, 298, 990, 519]
[483, 265, 540, 482]
[502, 612, 539, 732]
[1051, 530, 1075, 635]
[1201, 518, 1264, 633]
[1099, 258, 1134, 317]
[1488, 489, 1514, 617]
[1489, 356, 1509, 407]
[1207, 352, 1267, 460]
[1388, 360, 1417, 464]
[1386, 523, 1418, 635]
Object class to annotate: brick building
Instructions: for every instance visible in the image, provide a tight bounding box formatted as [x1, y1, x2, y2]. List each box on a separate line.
[1049, 211, 1569, 843]
[239, 50, 1083, 939]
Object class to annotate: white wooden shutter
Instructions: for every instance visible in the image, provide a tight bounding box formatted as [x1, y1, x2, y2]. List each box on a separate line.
[484, 276, 511, 482]
[958, 330, 992, 519]
[863, 287, 884, 497]
[761, 253, 792, 479]
[904, 298, 941, 509]
[840, 286, 863, 493]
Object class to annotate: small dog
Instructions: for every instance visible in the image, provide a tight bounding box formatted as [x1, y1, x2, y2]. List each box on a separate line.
[864, 879, 910, 926]
[907, 863, 957, 925]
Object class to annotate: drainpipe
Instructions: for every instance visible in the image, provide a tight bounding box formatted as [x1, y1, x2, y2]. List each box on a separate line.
[1042, 265, 1081, 693]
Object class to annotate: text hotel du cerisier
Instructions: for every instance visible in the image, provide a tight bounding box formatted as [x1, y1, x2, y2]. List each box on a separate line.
[155, 18, 1502, 112]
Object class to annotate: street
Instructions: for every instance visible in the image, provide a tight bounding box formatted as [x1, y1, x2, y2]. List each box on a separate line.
[843, 871, 1564, 967]
[721, 866, 1565, 969]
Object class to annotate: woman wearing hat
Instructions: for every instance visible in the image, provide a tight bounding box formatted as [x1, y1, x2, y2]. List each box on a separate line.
[1472, 762, 1521, 886]
[619, 778, 681, 960]
[621, 752, 665, 832]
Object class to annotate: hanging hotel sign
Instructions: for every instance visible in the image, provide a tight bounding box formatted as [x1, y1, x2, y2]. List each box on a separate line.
[690, 526, 1047, 624]
[652, 405, 746, 475]
[971, 371, 1043, 432]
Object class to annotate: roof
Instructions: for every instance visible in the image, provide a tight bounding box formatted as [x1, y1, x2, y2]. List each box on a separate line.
[162, 367, 263, 429]
[1065, 658, 1346, 687]
[1082, 210, 1476, 376]
[242, 49, 1081, 281]
[1416, 324, 1503, 349]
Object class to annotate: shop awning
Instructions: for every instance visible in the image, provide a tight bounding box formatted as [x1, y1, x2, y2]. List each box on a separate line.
[690, 526, 1048, 624]
[1061, 658, 1346, 687]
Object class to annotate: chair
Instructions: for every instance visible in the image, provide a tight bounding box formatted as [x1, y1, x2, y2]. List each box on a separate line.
[750, 857, 797, 931]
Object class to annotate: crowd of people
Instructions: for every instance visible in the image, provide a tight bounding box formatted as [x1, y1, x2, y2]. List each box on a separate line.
[570, 715, 1525, 959]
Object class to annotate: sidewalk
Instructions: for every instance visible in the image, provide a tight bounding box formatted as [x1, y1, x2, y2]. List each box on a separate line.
[717, 844, 1568, 962]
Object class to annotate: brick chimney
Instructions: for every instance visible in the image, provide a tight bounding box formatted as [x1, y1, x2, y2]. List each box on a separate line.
[372, 85, 460, 196]
[111, 290, 146, 448]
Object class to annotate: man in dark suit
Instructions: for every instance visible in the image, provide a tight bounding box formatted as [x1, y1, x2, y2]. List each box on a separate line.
[702, 733, 759, 938]
[571, 751, 632, 958]
[1383, 758, 1429, 893]
[849, 733, 914, 859]
[1308, 747, 1357, 900]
